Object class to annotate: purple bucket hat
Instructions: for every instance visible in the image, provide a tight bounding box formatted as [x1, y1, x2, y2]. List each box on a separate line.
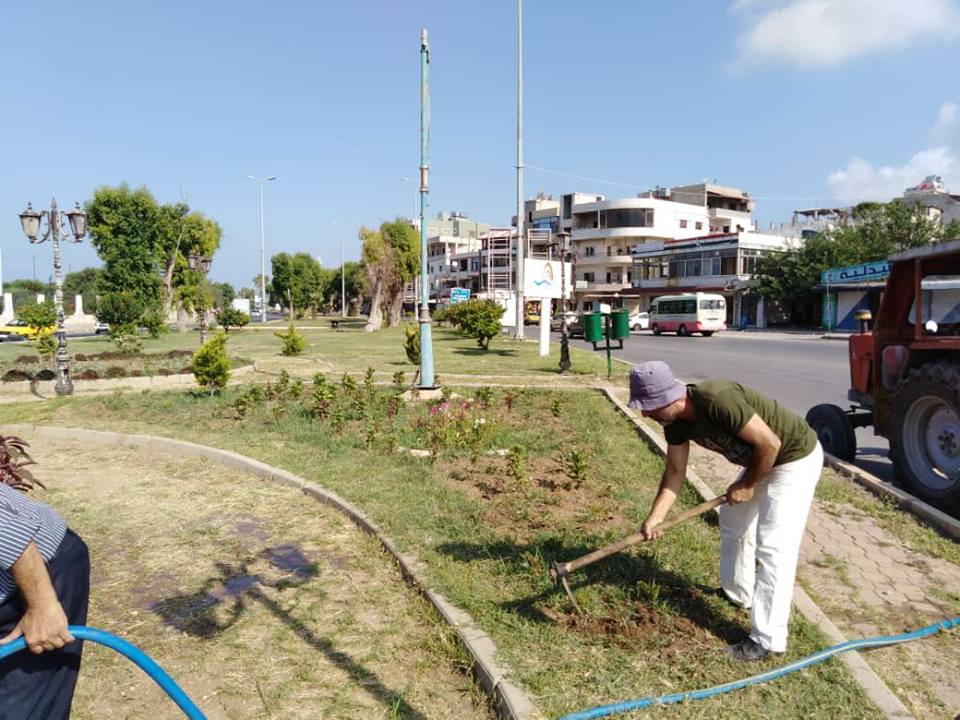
[627, 361, 686, 411]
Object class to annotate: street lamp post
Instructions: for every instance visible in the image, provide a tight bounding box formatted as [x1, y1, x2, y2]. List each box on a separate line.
[18, 198, 87, 396]
[247, 174, 276, 323]
[188, 253, 212, 344]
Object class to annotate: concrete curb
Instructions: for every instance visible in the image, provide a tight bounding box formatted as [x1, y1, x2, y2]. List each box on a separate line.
[0, 364, 256, 400]
[823, 453, 960, 541]
[1, 424, 544, 720]
[597, 387, 914, 720]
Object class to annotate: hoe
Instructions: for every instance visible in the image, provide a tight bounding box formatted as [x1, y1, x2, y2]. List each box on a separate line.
[549, 495, 726, 612]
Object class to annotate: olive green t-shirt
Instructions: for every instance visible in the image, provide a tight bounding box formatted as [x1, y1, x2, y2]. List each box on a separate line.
[664, 379, 816, 467]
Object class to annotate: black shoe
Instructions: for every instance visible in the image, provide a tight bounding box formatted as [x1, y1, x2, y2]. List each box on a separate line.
[726, 638, 781, 662]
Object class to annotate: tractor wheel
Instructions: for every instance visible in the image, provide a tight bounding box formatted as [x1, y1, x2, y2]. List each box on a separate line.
[652, 324, 661, 336]
[889, 361, 960, 514]
[678, 324, 690, 337]
[805, 404, 856, 462]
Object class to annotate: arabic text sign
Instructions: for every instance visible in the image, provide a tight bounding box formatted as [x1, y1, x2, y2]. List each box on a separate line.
[449, 287, 471, 304]
[523, 259, 573, 299]
[821, 260, 891, 286]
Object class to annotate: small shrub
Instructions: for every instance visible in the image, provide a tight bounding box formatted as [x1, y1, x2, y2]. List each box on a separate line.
[2, 370, 31, 382]
[392, 371, 406, 394]
[457, 299, 505, 349]
[403, 324, 420, 365]
[551, 397, 563, 418]
[17, 300, 56, 334]
[504, 391, 516, 413]
[35, 369, 56, 381]
[109, 323, 142, 354]
[76, 369, 100, 381]
[363, 367, 376, 396]
[233, 384, 266, 420]
[475, 387, 494, 408]
[562, 448, 590, 489]
[74, 354, 88, 362]
[104, 366, 127, 379]
[432, 305, 448, 326]
[506, 445, 526, 484]
[216, 307, 250, 333]
[192, 332, 232, 392]
[140, 306, 168, 338]
[310, 373, 336, 420]
[275, 320, 306, 356]
[341, 373, 357, 394]
[15, 356, 39, 365]
[34, 331, 57, 360]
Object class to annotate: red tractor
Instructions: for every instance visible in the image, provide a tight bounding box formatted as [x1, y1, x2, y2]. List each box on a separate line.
[806, 240, 960, 515]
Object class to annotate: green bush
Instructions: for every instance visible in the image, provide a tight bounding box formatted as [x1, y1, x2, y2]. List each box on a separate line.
[457, 299, 505, 350]
[216, 307, 250, 333]
[109, 323, 142, 353]
[275, 319, 306, 356]
[17, 300, 56, 331]
[140, 306, 168, 338]
[403, 324, 420, 365]
[192, 332, 231, 392]
[97, 292, 145, 327]
[34, 331, 57, 360]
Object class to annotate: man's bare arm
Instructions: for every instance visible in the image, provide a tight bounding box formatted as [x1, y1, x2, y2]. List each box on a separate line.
[0, 542, 73, 654]
[727, 414, 781, 504]
[641, 441, 690, 539]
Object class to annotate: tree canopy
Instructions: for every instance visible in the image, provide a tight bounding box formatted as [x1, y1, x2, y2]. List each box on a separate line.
[753, 200, 960, 306]
[85, 184, 222, 316]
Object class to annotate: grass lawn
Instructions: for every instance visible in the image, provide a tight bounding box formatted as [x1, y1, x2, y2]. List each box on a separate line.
[0, 323, 625, 381]
[0, 379, 884, 719]
[28, 437, 491, 720]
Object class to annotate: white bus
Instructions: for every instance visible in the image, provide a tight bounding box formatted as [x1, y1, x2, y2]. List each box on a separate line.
[650, 292, 726, 337]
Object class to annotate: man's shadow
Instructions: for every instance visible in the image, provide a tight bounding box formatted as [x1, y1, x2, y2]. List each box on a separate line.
[151, 544, 430, 720]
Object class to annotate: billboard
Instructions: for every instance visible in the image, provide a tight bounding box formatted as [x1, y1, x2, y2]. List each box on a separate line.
[821, 260, 890, 286]
[523, 259, 573, 299]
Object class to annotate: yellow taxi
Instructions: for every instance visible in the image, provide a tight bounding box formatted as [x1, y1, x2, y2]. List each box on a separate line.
[0, 319, 53, 339]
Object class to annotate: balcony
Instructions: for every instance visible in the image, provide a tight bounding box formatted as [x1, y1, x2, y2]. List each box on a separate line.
[633, 273, 748, 290]
[576, 254, 634, 266]
[577, 281, 631, 294]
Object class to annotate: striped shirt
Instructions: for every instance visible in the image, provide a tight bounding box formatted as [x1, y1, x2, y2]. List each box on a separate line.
[0, 484, 67, 603]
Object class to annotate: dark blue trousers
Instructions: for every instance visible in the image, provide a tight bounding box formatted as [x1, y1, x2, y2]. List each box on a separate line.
[0, 530, 90, 720]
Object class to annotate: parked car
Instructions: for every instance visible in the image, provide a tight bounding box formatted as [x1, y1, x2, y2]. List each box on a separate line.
[630, 311, 650, 330]
[94, 321, 110, 335]
[551, 311, 579, 332]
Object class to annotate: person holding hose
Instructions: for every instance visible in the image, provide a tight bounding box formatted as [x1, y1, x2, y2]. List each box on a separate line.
[628, 361, 822, 661]
[0, 479, 90, 718]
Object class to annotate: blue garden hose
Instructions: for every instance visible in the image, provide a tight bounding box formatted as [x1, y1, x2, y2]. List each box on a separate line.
[559, 615, 960, 720]
[0, 626, 205, 719]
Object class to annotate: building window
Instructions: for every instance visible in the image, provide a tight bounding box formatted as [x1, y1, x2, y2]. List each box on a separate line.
[585, 246, 595, 257]
[680, 219, 688, 228]
[599, 208, 654, 229]
[695, 221, 703, 230]
[583, 272, 595, 282]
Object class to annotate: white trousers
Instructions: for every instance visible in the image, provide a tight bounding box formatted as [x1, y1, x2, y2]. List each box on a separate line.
[719, 442, 823, 652]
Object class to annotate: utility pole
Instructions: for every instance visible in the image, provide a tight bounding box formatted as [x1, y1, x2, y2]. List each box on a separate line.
[514, 0, 525, 341]
[418, 29, 436, 389]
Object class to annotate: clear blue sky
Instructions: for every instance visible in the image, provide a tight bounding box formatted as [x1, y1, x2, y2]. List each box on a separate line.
[2, 0, 958, 289]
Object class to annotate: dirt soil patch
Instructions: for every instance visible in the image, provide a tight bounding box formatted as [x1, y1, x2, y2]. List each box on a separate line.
[21, 436, 492, 720]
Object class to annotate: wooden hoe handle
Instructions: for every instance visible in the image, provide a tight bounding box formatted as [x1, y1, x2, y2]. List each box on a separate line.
[553, 495, 726, 578]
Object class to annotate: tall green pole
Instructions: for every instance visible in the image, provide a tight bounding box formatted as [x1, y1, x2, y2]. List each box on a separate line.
[418, 29, 436, 389]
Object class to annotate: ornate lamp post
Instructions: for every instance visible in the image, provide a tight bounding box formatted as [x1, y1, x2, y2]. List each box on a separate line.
[188, 253, 212, 344]
[18, 198, 87, 396]
[555, 231, 572, 374]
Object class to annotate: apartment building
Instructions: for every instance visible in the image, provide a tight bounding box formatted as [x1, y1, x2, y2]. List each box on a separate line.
[422, 212, 491, 300]
[630, 230, 795, 327]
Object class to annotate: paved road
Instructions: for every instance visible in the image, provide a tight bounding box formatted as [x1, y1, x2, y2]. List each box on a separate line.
[532, 327, 893, 481]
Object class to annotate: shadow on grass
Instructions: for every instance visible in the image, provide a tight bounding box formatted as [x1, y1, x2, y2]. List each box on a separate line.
[452, 347, 520, 358]
[435, 535, 745, 645]
[151, 544, 430, 720]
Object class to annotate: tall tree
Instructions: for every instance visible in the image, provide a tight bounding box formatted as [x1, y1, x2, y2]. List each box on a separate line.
[86, 185, 164, 310]
[360, 227, 390, 331]
[381, 219, 420, 327]
[269, 252, 324, 316]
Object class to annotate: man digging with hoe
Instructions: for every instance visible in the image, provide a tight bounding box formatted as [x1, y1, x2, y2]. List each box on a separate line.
[631, 361, 822, 662]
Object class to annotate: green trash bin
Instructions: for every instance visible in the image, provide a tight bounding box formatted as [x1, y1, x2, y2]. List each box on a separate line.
[610, 309, 630, 339]
[583, 313, 603, 343]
